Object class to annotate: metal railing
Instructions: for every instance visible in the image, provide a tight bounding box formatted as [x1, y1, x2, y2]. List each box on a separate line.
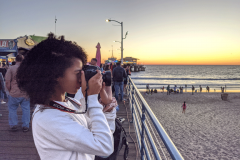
[126, 77, 184, 160]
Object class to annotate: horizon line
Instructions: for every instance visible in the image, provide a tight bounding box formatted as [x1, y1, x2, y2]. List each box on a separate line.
[137, 64, 240, 66]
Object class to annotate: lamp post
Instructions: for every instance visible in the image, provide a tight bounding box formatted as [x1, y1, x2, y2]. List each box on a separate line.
[106, 19, 128, 65]
[55, 16, 57, 35]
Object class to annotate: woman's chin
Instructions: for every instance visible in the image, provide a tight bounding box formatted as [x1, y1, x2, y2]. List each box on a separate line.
[67, 89, 78, 95]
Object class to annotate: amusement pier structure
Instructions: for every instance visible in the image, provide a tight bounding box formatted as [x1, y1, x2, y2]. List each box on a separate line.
[105, 56, 146, 72]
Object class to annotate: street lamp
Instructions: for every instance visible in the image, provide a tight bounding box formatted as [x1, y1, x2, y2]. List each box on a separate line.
[113, 40, 121, 43]
[106, 19, 128, 65]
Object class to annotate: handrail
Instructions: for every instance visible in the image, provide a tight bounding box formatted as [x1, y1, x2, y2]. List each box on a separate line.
[127, 77, 184, 160]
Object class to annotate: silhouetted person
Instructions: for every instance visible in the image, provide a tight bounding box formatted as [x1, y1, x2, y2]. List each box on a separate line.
[192, 85, 195, 95]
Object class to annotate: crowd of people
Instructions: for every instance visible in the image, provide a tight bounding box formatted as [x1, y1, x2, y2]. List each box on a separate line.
[0, 33, 132, 159]
[86, 58, 131, 102]
[145, 84, 226, 95]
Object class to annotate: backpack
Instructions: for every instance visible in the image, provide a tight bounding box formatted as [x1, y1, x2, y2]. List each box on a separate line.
[95, 117, 129, 160]
[0, 80, 2, 90]
[113, 67, 125, 82]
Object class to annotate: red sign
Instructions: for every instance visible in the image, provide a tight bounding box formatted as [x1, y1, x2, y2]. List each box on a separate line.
[0, 41, 9, 47]
[0, 40, 15, 48]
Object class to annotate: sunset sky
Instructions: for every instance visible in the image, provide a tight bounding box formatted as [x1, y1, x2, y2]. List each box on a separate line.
[1, 0, 240, 65]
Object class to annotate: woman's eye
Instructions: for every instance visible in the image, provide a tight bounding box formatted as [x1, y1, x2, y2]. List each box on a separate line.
[77, 72, 81, 80]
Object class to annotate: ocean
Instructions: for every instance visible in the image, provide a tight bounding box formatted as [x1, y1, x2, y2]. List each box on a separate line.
[130, 65, 240, 92]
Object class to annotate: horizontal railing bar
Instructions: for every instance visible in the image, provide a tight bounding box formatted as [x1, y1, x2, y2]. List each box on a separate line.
[133, 108, 142, 136]
[133, 94, 159, 160]
[143, 121, 162, 160]
[142, 135, 152, 160]
[133, 95, 142, 116]
[145, 113, 168, 160]
[129, 77, 184, 160]
[131, 84, 161, 160]
[133, 114, 143, 158]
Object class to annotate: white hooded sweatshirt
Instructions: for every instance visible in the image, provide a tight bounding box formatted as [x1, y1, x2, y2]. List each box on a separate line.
[32, 93, 116, 160]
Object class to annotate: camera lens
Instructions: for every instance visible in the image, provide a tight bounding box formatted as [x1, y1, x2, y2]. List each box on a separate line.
[102, 71, 111, 86]
[83, 65, 111, 86]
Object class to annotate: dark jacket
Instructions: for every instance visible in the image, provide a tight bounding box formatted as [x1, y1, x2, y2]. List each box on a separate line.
[113, 65, 127, 82]
[0, 68, 7, 78]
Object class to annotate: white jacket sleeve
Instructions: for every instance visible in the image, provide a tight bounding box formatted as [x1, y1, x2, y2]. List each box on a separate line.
[33, 95, 114, 157]
[75, 88, 116, 133]
[104, 108, 116, 133]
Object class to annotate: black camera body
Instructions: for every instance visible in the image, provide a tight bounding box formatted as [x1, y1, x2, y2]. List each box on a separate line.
[82, 65, 112, 86]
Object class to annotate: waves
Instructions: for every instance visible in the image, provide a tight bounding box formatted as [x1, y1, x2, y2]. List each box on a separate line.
[130, 66, 240, 91]
[131, 77, 240, 81]
[134, 83, 239, 87]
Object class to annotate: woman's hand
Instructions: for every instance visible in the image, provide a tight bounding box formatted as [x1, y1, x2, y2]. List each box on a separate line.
[100, 82, 112, 105]
[81, 70, 102, 97]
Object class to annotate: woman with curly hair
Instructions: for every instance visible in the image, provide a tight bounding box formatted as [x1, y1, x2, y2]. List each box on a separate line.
[16, 33, 115, 160]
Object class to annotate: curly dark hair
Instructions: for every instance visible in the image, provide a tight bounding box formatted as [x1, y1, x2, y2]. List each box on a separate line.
[16, 33, 87, 105]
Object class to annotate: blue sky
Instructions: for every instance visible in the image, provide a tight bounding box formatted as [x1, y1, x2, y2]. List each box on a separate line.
[1, 0, 240, 64]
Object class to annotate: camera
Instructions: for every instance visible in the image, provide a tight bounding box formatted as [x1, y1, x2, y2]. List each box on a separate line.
[82, 65, 112, 86]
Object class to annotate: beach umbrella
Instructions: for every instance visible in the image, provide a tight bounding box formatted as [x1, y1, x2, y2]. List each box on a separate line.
[95, 42, 101, 67]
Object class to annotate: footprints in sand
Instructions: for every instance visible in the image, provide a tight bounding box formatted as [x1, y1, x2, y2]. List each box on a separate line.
[141, 93, 240, 160]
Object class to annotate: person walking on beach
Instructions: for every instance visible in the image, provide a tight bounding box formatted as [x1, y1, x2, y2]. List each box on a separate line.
[206, 86, 210, 93]
[174, 85, 177, 93]
[167, 85, 170, 95]
[192, 85, 195, 95]
[146, 84, 150, 94]
[180, 86, 183, 93]
[200, 85, 202, 93]
[182, 101, 186, 114]
[221, 87, 224, 93]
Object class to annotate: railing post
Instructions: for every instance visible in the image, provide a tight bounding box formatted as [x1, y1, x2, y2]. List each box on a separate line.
[141, 103, 146, 160]
[131, 85, 135, 123]
[127, 77, 131, 97]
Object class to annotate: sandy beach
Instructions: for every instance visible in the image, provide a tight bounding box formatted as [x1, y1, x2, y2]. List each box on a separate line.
[141, 92, 240, 160]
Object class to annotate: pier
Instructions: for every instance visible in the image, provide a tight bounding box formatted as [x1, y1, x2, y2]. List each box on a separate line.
[0, 79, 184, 160]
[0, 99, 140, 160]
[130, 65, 146, 72]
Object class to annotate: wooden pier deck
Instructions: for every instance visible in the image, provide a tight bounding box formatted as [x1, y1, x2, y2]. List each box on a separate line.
[0, 99, 139, 160]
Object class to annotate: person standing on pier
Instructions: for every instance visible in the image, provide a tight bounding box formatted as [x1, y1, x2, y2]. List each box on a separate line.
[16, 34, 115, 160]
[113, 62, 127, 101]
[123, 65, 131, 95]
[0, 72, 6, 104]
[90, 58, 100, 69]
[5, 54, 30, 132]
